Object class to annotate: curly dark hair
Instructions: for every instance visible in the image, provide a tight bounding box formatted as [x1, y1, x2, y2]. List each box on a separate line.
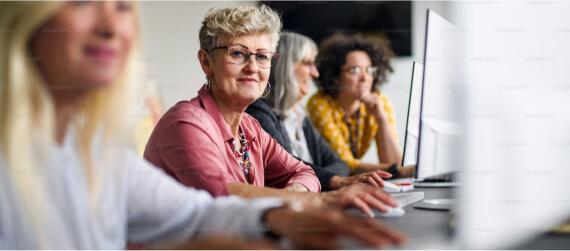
[316, 33, 395, 97]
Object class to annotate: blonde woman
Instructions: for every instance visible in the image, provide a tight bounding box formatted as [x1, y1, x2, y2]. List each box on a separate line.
[0, 1, 405, 249]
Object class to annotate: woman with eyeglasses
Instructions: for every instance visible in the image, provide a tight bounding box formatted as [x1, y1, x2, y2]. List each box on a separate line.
[0, 2, 405, 249]
[143, 5, 405, 218]
[307, 33, 415, 178]
[246, 32, 400, 216]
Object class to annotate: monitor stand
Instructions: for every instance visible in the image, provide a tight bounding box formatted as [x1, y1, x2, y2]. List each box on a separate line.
[412, 173, 461, 211]
[413, 198, 457, 211]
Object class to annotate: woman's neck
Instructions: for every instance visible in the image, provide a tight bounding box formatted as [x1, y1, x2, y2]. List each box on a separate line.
[211, 91, 245, 137]
[51, 89, 84, 145]
[337, 93, 360, 118]
[291, 99, 302, 112]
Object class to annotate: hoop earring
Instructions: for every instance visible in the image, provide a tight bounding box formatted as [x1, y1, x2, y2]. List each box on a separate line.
[260, 83, 271, 98]
[206, 77, 211, 91]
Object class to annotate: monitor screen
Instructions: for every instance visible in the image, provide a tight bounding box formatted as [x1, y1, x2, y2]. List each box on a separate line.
[402, 61, 423, 167]
[415, 9, 467, 179]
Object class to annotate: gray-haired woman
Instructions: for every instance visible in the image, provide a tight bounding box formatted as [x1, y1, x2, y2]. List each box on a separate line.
[144, 4, 406, 248]
[247, 32, 398, 216]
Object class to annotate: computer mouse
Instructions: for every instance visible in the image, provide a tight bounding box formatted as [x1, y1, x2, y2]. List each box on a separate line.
[378, 206, 406, 217]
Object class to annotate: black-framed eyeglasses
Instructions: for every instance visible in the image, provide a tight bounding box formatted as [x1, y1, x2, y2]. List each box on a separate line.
[342, 66, 379, 78]
[210, 44, 279, 69]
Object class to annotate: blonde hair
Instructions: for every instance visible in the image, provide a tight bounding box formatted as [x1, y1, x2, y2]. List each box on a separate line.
[199, 4, 282, 56]
[0, 1, 139, 247]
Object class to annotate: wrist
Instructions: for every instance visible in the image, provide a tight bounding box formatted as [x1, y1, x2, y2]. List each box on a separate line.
[387, 163, 400, 178]
[375, 112, 390, 125]
[263, 201, 304, 237]
[327, 175, 342, 190]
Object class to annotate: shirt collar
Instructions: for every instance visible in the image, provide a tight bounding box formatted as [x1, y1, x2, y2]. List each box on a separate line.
[292, 105, 307, 119]
[197, 85, 234, 142]
[332, 97, 368, 119]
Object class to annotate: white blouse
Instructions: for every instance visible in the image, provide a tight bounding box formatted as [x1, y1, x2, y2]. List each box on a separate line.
[282, 106, 314, 164]
[0, 129, 282, 249]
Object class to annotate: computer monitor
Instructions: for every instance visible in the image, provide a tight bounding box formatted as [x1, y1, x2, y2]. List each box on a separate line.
[401, 61, 423, 167]
[415, 9, 467, 180]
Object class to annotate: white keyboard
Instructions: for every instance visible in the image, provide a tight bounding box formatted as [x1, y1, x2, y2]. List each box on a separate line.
[392, 192, 424, 207]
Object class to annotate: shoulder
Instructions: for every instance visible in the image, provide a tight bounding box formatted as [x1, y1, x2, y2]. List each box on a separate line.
[307, 92, 336, 114]
[245, 99, 279, 123]
[307, 91, 333, 106]
[241, 112, 264, 132]
[147, 100, 220, 152]
[158, 100, 214, 129]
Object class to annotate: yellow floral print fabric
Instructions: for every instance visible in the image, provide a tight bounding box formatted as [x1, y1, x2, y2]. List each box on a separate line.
[306, 91, 398, 169]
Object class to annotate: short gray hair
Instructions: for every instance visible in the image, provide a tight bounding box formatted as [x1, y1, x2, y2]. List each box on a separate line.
[266, 32, 318, 118]
[199, 4, 282, 57]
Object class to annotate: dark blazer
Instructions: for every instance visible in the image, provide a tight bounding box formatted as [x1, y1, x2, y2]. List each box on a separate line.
[246, 99, 350, 191]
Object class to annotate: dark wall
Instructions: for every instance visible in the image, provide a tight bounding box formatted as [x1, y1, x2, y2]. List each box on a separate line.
[262, 1, 411, 56]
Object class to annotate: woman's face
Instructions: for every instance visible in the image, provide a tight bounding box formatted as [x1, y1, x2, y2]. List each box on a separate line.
[31, 1, 136, 95]
[209, 34, 272, 107]
[293, 49, 319, 102]
[337, 50, 374, 100]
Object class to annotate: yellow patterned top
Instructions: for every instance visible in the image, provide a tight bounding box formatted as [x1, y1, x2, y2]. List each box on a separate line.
[306, 91, 398, 169]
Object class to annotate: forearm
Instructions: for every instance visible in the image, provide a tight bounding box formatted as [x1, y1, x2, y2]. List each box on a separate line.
[284, 182, 309, 192]
[228, 182, 311, 202]
[355, 162, 393, 174]
[375, 118, 402, 165]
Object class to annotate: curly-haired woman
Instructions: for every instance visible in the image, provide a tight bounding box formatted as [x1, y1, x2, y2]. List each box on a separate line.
[307, 33, 414, 178]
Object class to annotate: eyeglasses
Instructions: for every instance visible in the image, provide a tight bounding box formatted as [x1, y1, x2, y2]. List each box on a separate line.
[342, 66, 379, 78]
[300, 60, 316, 68]
[211, 45, 279, 69]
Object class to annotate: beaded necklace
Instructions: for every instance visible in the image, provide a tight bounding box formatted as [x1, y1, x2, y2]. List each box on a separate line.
[231, 125, 252, 183]
[342, 108, 361, 158]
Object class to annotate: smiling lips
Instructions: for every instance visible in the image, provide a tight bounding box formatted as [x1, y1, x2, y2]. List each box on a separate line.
[84, 46, 117, 64]
[237, 77, 259, 85]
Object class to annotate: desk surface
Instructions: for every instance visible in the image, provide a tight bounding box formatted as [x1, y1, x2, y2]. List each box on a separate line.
[381, 187, 455, 249]
[374, 187, 570, 249]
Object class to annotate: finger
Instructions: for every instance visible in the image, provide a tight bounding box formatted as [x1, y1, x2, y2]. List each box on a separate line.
[370, 172, 386, 187]
[372, 189, 399, 207]
[337, 219, 393, 248]
[352, 197, 374, 218]
[364, 176, 381, 187]
[362, 193, 389, 213]
[364, 179, 380, 188]
[356, 220, 403, 247]
[375, 170, 393, 178]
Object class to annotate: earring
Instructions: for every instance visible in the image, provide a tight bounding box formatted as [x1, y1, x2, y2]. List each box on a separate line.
[260, 83, 271, 98]
[206, 76, 212, 91]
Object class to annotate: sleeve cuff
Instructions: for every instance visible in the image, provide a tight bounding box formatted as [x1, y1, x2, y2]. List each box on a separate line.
[241, 198, 285, 239]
